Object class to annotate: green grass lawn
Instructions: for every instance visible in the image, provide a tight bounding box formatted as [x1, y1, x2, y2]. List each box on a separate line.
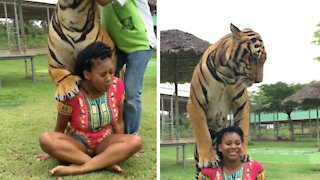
[0, 54, 157, 179]
[160, 141, 320, 180]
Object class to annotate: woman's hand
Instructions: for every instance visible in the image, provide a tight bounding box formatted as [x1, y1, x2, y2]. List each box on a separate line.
[36, 153, 51, 160]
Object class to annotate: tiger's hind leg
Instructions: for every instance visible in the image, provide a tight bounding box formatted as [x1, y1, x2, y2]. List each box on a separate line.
[187, 100, 219, 170]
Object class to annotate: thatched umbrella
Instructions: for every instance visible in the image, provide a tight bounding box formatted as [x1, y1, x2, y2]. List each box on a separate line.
[160, 29, 210, 142]
[148, 0, 157, 6]
[282, 81, 320, 146]
[160, 29, 210, 83]
[160, 29, 210, 162]
[283, 81, 320, 107]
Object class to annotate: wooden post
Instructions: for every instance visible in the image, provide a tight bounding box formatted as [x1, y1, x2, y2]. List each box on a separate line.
[301, 121, 304, 138]
[24, 58, 29, 77]
[317, 108, 319, 147]
[47, 7, 51, 26]
[174, 54, 180, 162]
[14, 3, 21, 52]
[258, 113, 261, 139]
[18, 0, 26, 53]
[253, 113, 256, 138]
[3, 2, 11, 51]
[309, 109, 312, 138]
[273, 112, 276, 135]
[17, 0, 29, 77]
[161, 96, 164, 140]
[276, 112, 279, 137]
[170, 97, 174, 140]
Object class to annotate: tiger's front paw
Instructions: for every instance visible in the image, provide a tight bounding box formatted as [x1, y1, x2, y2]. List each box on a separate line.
[55, 75, 80, 101]
[198, 150, 220, 169]
[241, 154, 252, 163]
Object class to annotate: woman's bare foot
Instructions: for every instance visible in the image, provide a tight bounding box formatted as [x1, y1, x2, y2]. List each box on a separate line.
[36, 153, 51, 160]
[132, 152, 140, 157]
[49, 164, 81, 176]
[105, 164, 123, 172]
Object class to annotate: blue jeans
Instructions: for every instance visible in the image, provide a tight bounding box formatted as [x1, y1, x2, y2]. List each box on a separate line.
[116, 48, 154, 134]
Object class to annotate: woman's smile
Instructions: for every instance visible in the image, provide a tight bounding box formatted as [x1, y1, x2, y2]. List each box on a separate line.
[218, 132, 243, 161]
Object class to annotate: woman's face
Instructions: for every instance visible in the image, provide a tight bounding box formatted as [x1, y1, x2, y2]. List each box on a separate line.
[85, 58, 114, 93]
[218, 132, 243, 162]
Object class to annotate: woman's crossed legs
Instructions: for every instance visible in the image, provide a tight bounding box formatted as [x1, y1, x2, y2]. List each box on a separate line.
[38, 132, 142, 176]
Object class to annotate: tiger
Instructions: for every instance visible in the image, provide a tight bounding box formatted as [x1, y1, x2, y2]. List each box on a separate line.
[47, 0, 116, 101]
[187, 23, 267, 178]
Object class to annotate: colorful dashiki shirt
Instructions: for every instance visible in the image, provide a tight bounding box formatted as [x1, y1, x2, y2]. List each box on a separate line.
[198, 161, 266, 180]
[57, 77, 124, 149]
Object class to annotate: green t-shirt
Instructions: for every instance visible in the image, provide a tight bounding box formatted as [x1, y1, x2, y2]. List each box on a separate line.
[100, 0, 150, 53]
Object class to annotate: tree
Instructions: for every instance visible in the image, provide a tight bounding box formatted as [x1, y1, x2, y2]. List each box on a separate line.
[257, 82, 308, 140]
[312, 22, 320, 61]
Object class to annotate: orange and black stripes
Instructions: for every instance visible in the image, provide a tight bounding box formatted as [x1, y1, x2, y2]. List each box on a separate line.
[206, 52, 225, 84]
[49, 47, 63, 66]
[190, 84, 206, 111]
[58, 74, 72, 84]
[74, 5, 95, 43]
[52, 11, 75, 48]
[188, 24, 266, 179]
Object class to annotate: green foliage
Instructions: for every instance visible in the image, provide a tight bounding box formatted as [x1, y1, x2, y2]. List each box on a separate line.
[250, 91, 270, 113]
[179, 114, 193, 138]
[24, 21, 46, 37]
[256, 82, 308, 114]
[312, 22, 320, 61]
[251, 82, 309, 141]
[0, 20, 47, 50]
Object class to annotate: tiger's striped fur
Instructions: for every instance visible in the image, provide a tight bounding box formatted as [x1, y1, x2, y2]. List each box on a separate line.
[187, 24, 266, 178]
[48, 0, 116, 101]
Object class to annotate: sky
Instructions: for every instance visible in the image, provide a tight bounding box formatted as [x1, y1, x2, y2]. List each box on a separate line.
[158, 0, 320, 94]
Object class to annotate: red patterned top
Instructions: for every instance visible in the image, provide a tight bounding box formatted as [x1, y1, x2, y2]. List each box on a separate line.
[199, 161, 266, 180]
[57, 77, 124, 148]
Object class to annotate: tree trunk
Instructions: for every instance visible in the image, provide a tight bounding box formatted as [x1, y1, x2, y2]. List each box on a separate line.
[309, 109, 312, 138]
[253, 113, 256, 138]
[287, 113, 295, 141]
[276, 112, 279, 137]
[258, 113, 261, 140]
[317, 108, 319, 147]
[273, 112, 275, 135]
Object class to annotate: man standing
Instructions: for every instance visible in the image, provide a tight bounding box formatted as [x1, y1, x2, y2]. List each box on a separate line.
[97, 0, 156, 134]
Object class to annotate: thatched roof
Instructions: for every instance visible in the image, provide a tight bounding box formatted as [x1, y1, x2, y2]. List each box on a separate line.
[282, 81, 320, 107]
[148, 0, 157, 6]
[160, 29, 210, 83]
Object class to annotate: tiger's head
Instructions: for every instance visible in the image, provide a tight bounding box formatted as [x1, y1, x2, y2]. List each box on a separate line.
[56, 0, 96, 33]
[223, 24, 267, 87]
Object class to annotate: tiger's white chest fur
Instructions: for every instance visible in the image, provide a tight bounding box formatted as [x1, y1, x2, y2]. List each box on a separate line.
[205, 82, 248, 131]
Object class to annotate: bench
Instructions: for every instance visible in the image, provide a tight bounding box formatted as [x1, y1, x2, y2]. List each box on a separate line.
[160, 139, 194, 169]
[0, 55, 36, 87]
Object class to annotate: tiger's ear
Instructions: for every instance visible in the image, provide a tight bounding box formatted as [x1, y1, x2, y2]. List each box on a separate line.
[230, 23, 241, 41]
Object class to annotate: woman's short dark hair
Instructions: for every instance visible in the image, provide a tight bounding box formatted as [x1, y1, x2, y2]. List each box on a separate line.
[74, 42, 112, 79]
[216, 126, 244, 161]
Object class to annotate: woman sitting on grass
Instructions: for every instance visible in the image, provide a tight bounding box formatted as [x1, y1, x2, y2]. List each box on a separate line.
[198, 126, 266, 180]
[36, 42, 142, 176]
